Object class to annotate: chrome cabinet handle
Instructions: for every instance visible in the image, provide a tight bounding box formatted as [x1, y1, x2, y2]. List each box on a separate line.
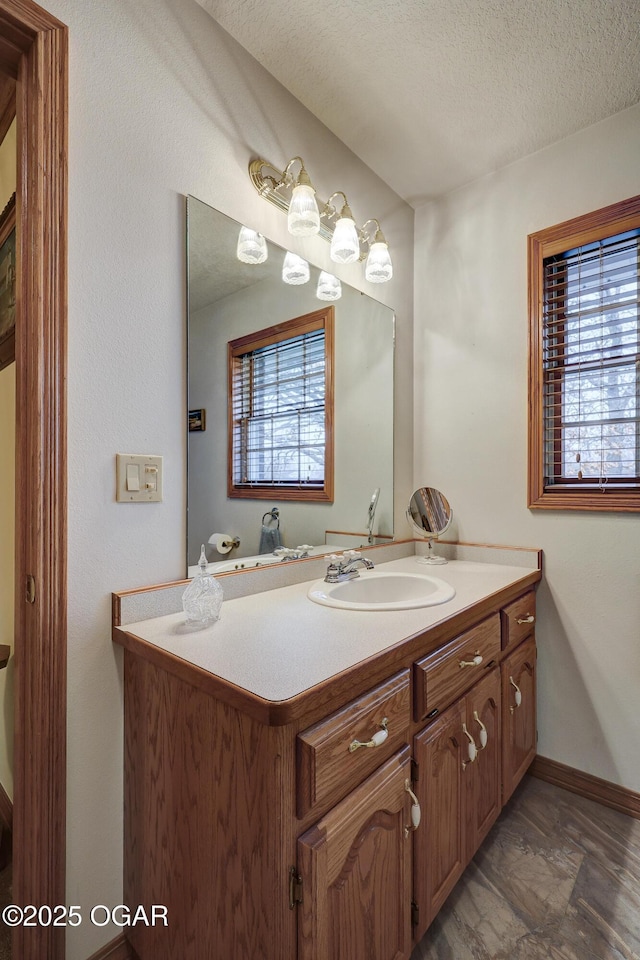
[349, 717, 388, 753]
[404, 779, 421, 835]
[459, 652, 483, 668]
[516, 614, 535, 625]
[461, 722, 478, 768]
[509, 676, 522, 713]
[473, 710, 488, 749]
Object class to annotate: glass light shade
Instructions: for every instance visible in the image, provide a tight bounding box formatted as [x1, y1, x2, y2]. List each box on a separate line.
[282, 251, 310, 285]
[330, 216, 360, 264]
[287, 183, 320, 237]
[365, 241, 393, 282]
[236, 226, 268, 264]
[316, 271, 342, 301]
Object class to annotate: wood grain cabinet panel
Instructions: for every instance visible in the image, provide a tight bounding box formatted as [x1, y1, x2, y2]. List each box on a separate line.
[297, 748, 413, 960]
[502, 635, 537, 803]
[411, 668, 504, 940]
[501, 591, 536, 651]
[465, 668, 501, 860]
[414, 615, 501, 721]
[297, 670, 411, 818]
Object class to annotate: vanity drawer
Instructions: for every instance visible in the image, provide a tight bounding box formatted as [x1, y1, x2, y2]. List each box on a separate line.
[296, 669, 411, 819]
[414, 615, 501, 721]
[501, 591, 536, 651]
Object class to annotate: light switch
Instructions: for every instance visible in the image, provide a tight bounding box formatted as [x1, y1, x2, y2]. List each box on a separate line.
[116, 454, 163, 502]
[126, 463, 140, 492]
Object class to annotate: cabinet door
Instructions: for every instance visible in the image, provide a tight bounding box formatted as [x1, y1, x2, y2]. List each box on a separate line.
[413, 701, 465, 940]
[297, 747, 413, 960]
[502, 635, 536, 804]
[465, 668, 501, 860]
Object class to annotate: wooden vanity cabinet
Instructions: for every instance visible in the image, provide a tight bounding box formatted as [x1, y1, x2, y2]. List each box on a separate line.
[501, 634, 537, 803]
[412, 668, 501, 939]
[117, 578, 539, 960]
[297, 747, 414, 960]
[412, 700, 466, 937]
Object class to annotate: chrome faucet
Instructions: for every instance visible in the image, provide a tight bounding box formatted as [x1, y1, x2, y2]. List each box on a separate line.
[274, 545, 312, 561]
[324, 551, 375, 583]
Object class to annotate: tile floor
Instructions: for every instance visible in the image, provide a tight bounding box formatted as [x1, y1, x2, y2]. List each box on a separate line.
[412, 775, 640, 960]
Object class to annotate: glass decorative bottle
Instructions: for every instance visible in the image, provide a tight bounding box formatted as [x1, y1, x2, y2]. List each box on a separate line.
[182, 544, 223, 624]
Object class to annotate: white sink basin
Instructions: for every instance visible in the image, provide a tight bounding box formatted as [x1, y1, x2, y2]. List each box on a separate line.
[307, 571, 456, 611]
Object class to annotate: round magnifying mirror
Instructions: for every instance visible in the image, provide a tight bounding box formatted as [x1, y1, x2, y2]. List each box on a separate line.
[406, 487, 453, 565]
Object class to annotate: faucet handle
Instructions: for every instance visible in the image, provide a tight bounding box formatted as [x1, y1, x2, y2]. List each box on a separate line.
[343, 550, 361, 561]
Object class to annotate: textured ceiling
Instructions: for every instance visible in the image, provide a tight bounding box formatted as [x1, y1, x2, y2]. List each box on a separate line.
[197, 0, 640, 205]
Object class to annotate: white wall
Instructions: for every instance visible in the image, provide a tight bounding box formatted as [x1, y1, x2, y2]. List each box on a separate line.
[41, 1, 413, 956]
[0, 118, 15, 801]
[414, 102, 640, 793]
[188, 274, 394, 563]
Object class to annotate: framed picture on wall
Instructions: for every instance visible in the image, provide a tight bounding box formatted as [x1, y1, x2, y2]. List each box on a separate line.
[188, 408, 206, 432]
[0, 192, 16, 372]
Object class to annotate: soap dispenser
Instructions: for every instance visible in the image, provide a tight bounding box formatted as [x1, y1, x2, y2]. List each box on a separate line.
[182, 544, 223, 624]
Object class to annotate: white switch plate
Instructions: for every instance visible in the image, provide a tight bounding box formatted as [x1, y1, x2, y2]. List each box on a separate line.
[116, 454, 163, 502]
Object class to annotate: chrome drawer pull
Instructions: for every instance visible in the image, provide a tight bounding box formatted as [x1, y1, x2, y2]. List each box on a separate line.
[349, 717, 388, 753]
[509, 676, 522, 713]
[459, 652, 483, 668]
[404, 779, 421, 834]
[515, 614, 535, 625]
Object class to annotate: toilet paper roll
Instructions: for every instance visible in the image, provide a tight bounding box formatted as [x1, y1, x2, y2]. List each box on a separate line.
[208, 532, 233, 555]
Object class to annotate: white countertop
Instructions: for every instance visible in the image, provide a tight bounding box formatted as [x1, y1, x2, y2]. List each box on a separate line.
[121, 557, 536, 703]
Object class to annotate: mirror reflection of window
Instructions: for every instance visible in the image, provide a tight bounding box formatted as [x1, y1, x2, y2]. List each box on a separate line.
[228, 308, 334, 501]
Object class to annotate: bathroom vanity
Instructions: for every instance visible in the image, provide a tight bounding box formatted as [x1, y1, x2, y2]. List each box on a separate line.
[113, 550, 540, 960]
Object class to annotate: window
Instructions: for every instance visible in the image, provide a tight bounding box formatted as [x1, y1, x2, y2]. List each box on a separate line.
[528, 195, 640, 511]
[228, 307, 334, 501]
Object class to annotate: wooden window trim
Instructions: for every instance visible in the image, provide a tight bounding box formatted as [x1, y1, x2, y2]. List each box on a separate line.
[227, 306, 335, 502]
[528, 194, 640, 512]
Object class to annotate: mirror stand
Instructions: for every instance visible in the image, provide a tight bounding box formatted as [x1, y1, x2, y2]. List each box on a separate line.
[416, 538, 448, 565]
[407, 486, 453, 566]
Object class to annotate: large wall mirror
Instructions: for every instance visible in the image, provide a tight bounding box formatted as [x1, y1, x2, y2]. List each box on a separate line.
[186, 196, 395, 573]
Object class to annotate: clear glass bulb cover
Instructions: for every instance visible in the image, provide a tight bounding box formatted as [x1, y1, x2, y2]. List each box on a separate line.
[330, 216, 360, 264]
[282, 251, 310, 285]
[365, 241, 393, 282]
[236, 226, 268, 264]
[316, 271, 342, 301]
[287, 184, 320, 237]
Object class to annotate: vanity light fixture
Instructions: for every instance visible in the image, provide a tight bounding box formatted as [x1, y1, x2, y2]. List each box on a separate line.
[316, 271, 342, 301]
[282, 251, 310, 285]
[327, 193, 360, 264]
[362, 219, 393, 283]
[248, 156, 393, 283]
[236, 225, 268, 264]
[286, 159, 321, 236]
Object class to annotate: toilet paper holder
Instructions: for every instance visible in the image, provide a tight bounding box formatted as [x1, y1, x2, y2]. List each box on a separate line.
[208, 533, 241, 555]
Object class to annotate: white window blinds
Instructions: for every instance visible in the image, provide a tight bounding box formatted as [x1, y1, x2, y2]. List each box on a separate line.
[231, 327, 326, 488]
[542, 230, 640, 490]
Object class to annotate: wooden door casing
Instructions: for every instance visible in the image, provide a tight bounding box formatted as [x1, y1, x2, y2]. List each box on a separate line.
[0, 3, 68, 958]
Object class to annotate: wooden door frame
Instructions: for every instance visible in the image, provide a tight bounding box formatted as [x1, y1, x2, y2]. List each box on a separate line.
[0, 1, 67, 958]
